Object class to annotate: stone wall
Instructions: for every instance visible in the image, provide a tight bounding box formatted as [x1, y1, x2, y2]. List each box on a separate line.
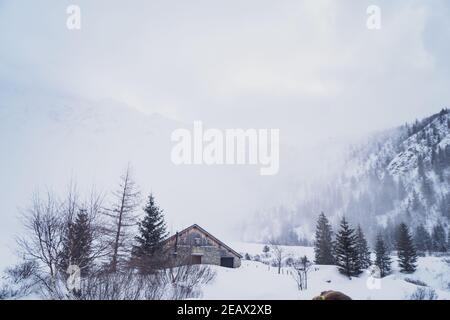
[166, 227, 241, 268]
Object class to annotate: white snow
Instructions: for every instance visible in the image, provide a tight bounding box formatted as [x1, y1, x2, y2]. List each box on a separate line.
[199, 243, 450, 300]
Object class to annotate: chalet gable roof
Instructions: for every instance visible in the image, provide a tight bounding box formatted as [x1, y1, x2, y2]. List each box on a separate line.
[165, 224, 242, 258]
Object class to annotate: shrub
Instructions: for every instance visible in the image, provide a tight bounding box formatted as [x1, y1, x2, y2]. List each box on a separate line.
[404, 278, 428, 287]
[409, 287, 437, 300]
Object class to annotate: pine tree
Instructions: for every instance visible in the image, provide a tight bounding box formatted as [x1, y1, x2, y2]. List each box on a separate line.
[132, 193, 168, 273]
[417, 154, 425, 178]
[414, 224, 431, 253]
[314, 212, 335, 265]
[334, 217, 361, 278]
[397, 178, 407, 200]
[448, 231, 450, 250]
[60, 210, 93, 277]
[380, 172, 395, 212]
[421, 175, 434, 204]
[431, 223, 447, 252]
[439, 193, 450, 219]
[374, 233, 392, 278]
[383, 220, 397, 251]
[431, 147, 437, 168]
[436, 148, 443, 169]
[355, 225, 371, 269]
[446, 146, 450, 169]
[434, 147, 445, 182]
[396, 223, 418, 273]
[410, 190, 422, 212]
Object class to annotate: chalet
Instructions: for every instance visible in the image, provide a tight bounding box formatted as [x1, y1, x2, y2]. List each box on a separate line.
[164, 224, 242, 268]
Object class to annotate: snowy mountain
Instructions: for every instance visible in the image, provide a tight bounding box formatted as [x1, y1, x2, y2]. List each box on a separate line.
[0, 90, 292, 270]
[0, 91, 180, 269]
[341, 109, 450, 236]
[1, 86, 449, 263]
[244, 109, 450, 245]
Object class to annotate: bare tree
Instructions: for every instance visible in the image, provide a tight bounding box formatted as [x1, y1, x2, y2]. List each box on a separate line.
[70, 269, 166, 300]
[162, 251, 216, 299]
[103, 166, 141, 273]
[270, 241, 288, 274]
[45, 250, 215, 300]
[14, 185, 109, 298]
[291, 255, 313, 291]
[0, 261, 40, 299]
[16, 191, 65, 294]
[10, 170, 216, 300]
[45, 251, 215, 300]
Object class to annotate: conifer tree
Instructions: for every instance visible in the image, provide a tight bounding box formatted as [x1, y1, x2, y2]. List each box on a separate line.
[414, 224, 431, 253]
[431, 223, 447, 252]
[410, 190, 422, 212]
[431, 147, 437, 168]
[397, 178, 407, 200]
[439, 194, 450, 219]
[383, 220, 397, 251]
[448, 231, 450, 251]
[421, 175, 435, 204]
[417, 155, 425, 178]
[355, 225, 371, 269]
[313, 212, 335, 265]
[396, 223, 417, 273]
[434, 148, 445, 182]
[132, 194, 168, 272]
[60, 210, 93, 277]
[334, 217, 361, 278]
[374, 233, 391, 278]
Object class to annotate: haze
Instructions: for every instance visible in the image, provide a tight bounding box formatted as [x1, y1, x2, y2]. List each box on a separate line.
[1, 0, 450, 265]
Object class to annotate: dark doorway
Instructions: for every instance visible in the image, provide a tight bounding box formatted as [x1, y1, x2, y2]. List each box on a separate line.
[191, 255, 202, 265]
[220, 257, 234, 268]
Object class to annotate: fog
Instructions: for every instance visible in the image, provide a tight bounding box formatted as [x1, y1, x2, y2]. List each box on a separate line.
[1, 0, 450, 261]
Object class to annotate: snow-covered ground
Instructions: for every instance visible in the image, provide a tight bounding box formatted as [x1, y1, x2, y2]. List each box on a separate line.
[200, 243, 450, 300]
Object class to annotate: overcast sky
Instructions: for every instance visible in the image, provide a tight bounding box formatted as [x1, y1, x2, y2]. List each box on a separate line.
[1, 1, 450, 251]
[1, 0, 450, 146]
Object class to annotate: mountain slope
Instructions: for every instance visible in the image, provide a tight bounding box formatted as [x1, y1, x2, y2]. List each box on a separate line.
[244, 109, 450, 244]
[0, 91, 287, 270]
[342, 109, 450, 233]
